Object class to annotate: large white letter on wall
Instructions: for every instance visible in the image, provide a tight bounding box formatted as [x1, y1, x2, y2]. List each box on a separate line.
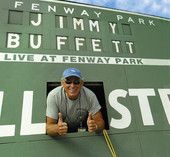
[0, 92, 15, 137]
[109, 89, 131, 129]
[129, 88, 155, 125]
[20, 91, 45, 135]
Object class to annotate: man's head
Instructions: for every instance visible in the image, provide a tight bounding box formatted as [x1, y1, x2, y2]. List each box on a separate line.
[61, 68, 84, 100]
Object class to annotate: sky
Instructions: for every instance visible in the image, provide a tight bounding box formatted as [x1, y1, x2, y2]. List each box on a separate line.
[69, 0, 170, 19]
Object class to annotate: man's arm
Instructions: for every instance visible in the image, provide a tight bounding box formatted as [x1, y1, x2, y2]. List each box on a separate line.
[87, 111, 105, 133]
[46, 113, 68, 136]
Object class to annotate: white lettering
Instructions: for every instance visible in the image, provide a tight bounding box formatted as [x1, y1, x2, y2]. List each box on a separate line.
[92, 39, 101, 52]
[20, 91, 45, 135]
[7, 33, 20, 48]
[57, 36, 67, 50]
[94, 11, 101, 18]
[109, 89, 131, 129]
[126, 41, 134, 54]
[89, 20, 99, 32]
[32, 3, 40, 11]
[117, 15, 123, 21]
[109, 23, 117, 34]
[75, 37, 85, 51]
[128, 17, 135, 23]
[73, 18, 84, 30]
[112, 40, 120, 53]
[81, 10, 89, 17]
[139, 18, 145, 25]
[0, 91, 15, 137]
[48, 5, 56, 12]
[30, 34, 42, 49]
[64, 7, 74, 14]
[158, 89, 170, 124]
[59, 16, 64, 28]
[14, 1, 23, 8]
[30, 13, 42, 26]
[129, 89, 155, 125]
[149, 20, 155, 26]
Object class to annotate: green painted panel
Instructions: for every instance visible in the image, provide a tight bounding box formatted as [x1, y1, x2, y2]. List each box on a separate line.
[0, 0, 170, 157]
[139, 131, 170, 157]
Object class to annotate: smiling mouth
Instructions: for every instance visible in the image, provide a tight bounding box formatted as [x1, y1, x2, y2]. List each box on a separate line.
[69, 89, 77, 94]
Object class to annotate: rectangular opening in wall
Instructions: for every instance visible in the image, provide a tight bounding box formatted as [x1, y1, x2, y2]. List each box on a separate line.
[46, 81, 109, 133]
[8, 10, 23, 25]
[122, 24, 132, 35]
[83, 82, 109, 130]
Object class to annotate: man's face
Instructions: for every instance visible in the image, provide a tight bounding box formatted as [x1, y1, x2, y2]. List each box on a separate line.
[61, 76, 83, 100]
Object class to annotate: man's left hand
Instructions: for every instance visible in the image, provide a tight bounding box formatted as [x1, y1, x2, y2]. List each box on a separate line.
[87, 113, 98, 133]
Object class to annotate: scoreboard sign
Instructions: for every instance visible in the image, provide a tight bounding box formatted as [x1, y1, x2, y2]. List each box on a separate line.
[0, 0, 170, 157]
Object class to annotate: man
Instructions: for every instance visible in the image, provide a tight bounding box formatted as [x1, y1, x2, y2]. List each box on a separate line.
[46, 67, 105, 136]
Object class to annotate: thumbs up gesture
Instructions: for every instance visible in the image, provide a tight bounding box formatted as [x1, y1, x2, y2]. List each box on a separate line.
[57, 112, 68, 135]
[87, 113, 97, 133]
[58, 112, 63, 123]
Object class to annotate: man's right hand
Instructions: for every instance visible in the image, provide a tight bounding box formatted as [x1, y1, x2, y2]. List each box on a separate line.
[57, 112, 68, 135]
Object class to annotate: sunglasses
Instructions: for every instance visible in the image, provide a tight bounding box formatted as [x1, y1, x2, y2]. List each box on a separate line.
[65, 79, 81, 85]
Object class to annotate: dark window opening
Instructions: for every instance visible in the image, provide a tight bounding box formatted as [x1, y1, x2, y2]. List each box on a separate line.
[46, 81, 109, 132]
[122, 23, 132, 35]
[8, 10, 23, 25]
